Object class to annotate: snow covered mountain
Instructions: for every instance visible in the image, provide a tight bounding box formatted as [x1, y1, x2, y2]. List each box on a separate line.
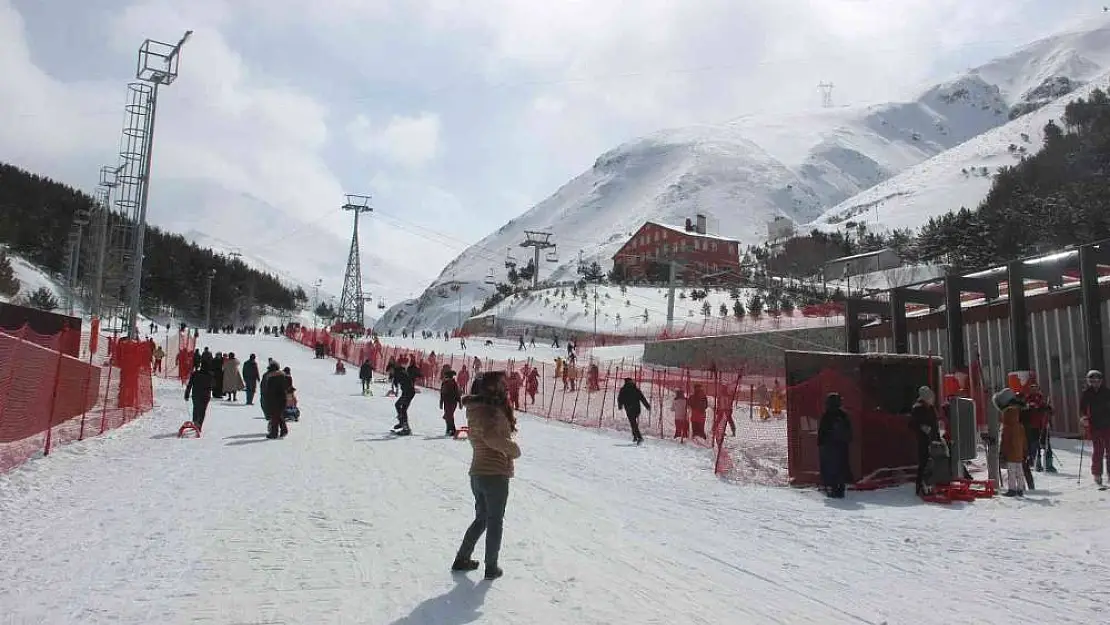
[378, 19, 1110, 333]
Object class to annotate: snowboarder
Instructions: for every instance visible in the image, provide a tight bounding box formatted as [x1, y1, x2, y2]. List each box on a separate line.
[242, 354, 260, 405]
[441, 369, 462, 436]
[617, 378, 650, 445]
[184, 363, 214, 430]
[817, 393, 852, 499]
[359, 359, 374, 395]
[451, 371, 521, 581]
[910, 386, 941, 496]
[1080, 370, 1110, 485]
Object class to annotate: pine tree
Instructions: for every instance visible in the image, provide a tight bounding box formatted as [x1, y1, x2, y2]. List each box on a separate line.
[747, 292, 764, 316]
[732, 299, 745, 319]
[701, 301, 712, 317]
[27, 286, 59, 311]
[719, 303, 728, 317]
[0, 249, 19, 297]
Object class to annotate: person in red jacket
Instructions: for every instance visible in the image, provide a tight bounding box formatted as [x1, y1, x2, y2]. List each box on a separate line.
[507, 371, 523, 410]
[1080, 370, 1110, 485]
[1023, 383, 1056, 473]
[525, 367, 540, 406]
[440, 369, 462, 437]
[688, 384, 709, 440]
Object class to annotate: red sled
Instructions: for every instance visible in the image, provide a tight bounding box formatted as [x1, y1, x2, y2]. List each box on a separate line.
[178, 421, 201, 438]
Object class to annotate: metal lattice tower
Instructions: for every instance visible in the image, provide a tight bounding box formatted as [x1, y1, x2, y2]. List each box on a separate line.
[91, 164, 125, 322]
[818, 81, 835, 108]
[111, 31, 191, 337]
[337, 194, 373, 330]
[519, 231, 556, 289]
[63, 201, 91, 315]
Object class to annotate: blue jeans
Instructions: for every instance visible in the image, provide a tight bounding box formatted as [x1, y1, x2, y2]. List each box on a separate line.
[456, 475, 511, 568]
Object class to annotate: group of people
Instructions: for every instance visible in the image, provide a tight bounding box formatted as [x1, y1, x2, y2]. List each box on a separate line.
[183, 347, 296, 439]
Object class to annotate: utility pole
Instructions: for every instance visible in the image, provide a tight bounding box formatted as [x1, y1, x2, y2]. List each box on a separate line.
[593, 284, 599, 341]
[123, 30, 192, 338]
[519, 231, 555, 289]
[337, 194, 372, 330]
[204, 268, 216, 331]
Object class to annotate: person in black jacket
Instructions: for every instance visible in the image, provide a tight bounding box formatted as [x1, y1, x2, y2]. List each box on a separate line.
[184, 364, 214, 430]
[1080, 369, 1110, 485]
[392, 365, 420, 436]
[359, 359, 374, 395]
[242, 354, 261, 405]
[616, 378, 650, 445]
[440, 369, 462, 436]
[261, 363, 290, 439]
[909, 386, 941, 496]
[817, 393, 852, 499]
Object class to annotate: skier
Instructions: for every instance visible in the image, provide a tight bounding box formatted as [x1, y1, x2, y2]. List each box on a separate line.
[1023, 383, 1056, 472]
[211, 352, 225, 399]
[909, 386, 941, 496]
[507, 370, 523, 410]
[386, 357, 399, 396]
[242, 354, 260, 406]
[1080, 370, 1110, 485]
[451, 371, 521, 581]
[817, 393, 852, 499]
[359, 359, 374, 395]
[152, 345, 165, 374]
[518, 335, 526, 351]
[713, 387, 737, 439]
[457, 365, 471, 399]
[184, 363, 214, 431]
[617, 377, 650, 445]
[525, 367, 539, 406]
[440, 368, 462, 436]
[261, 362, 290, 439]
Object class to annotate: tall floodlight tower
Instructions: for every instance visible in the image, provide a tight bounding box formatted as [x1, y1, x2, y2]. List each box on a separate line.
[90, 164, 124, 318]
[117, 30, 192, 338]
[337, 194, 373, 331]
[519, 231, 556, 289]
[63, 202, 92, 315]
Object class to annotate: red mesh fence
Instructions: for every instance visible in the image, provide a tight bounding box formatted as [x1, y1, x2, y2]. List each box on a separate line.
[288, 327, 792, 484]
[0, 324, 155, 474]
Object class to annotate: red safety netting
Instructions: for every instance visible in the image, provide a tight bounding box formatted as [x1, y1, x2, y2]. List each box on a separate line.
[288, 327, 793, 484]
[0, 324, 155, 473]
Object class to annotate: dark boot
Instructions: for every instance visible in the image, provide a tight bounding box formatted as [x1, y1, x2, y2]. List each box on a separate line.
[484, 566, 503, 581]
[451, 558, 479, 572]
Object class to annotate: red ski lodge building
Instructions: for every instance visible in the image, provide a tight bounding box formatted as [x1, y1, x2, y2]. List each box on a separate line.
[611, 216, 740, 282]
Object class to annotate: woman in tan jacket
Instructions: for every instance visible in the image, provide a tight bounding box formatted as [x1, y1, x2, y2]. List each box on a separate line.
[452, 371, 521, 581]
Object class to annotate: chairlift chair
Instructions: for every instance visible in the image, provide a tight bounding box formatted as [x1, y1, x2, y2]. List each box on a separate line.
[546, 245, 559, 263]
[505, 247, 518, 268]
[485, 270, 497, 286]
[377, 298, 386, 310]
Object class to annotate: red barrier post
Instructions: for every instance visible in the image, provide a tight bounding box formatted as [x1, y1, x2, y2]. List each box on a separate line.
[42, 328, 69, 456]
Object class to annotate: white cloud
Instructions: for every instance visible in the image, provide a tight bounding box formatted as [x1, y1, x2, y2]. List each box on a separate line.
[348, 112, 442, 169]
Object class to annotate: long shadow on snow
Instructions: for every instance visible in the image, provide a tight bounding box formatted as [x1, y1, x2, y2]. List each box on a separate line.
[389, 578, 490, 625]
[225, 437, 274, 446]
[224, 433, 269, 440]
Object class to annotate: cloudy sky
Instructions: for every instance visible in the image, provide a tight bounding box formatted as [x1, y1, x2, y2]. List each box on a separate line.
[0, 0, 1093, 298]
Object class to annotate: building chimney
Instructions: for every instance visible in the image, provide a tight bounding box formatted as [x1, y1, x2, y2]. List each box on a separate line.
[685, 218, 694, 232]
[696, 213, 707, 235]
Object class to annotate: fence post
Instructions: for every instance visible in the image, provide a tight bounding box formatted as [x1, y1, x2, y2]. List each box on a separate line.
[99, 359, 115, 435]
[77, 337, 96, 441]
[43, 328, 69, 457]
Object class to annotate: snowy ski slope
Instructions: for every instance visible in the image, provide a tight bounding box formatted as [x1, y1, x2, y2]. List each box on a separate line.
[1, 334, 1109, 624]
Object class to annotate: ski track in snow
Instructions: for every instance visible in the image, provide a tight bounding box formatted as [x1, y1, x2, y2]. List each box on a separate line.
[2, 335, 1109, 624]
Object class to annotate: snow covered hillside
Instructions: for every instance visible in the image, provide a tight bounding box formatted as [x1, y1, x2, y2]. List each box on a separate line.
[2, 334, 1109, 624]
[384, 18, 1110, 333]
[377, 283, 839, 339]
[0, 249, 73, 311]
[810, 69, 1110, 232]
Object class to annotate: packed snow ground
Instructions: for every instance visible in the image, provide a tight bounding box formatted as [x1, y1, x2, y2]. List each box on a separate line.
[2, 334, 1110, 624]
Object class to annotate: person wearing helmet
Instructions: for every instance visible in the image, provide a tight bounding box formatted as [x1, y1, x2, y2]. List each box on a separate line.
[1080, 370, 1110, 485]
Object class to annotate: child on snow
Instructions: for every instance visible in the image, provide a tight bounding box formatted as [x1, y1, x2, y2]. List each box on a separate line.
[995, 388, 1027, 497]
[673, 390, 689, 440]
[688, 384, 709, 440]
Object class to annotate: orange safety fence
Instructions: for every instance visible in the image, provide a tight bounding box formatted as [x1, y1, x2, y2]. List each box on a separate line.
[0, 324, 156, 474]
[288, 327, 793, 484]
